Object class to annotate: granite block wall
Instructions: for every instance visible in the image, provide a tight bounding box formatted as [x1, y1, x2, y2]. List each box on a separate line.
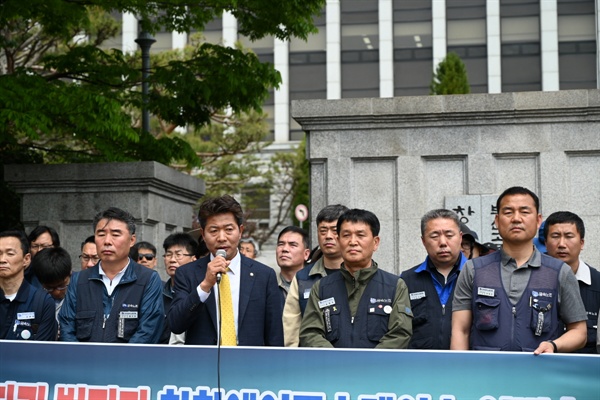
[292, 89, 600, 274]
[4, 162, 204, 279]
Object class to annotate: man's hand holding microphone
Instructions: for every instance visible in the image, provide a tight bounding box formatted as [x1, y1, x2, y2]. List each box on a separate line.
[199, 249, 229, 292]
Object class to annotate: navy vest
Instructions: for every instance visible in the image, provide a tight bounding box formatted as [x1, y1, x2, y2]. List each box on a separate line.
[75, 264, 152, 342]
[2, 282, 50, 340]
[318, 269, 398, 348]
[471, 252, 562, 351]
[560, 265, 600, 354]
[296, 263, 322, 315]
[401, 268, 457, 349]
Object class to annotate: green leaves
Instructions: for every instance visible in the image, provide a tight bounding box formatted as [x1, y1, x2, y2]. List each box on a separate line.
[1, 0, 323, 167]
[151, 43, 280, 127]
[430, 52, 471, 95]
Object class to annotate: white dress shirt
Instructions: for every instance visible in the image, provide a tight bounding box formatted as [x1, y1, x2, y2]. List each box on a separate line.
[197, 251, 241, 335]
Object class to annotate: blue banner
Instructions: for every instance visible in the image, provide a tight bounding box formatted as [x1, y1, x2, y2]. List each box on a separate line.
[1, 341, 599, 400]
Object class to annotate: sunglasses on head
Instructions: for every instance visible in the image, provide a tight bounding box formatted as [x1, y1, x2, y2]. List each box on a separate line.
[138, 254, 155, 261]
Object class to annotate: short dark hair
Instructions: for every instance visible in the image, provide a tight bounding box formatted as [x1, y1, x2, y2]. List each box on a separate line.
[544, 211, 585, 240]
[316, 204, 349, 225]
[135, 241, 156, 254]
[496, 186, 540, 213]
[81, 235, 95, 250]
[93, 207, 136, 235]
[31, 247, 72, 284]
[420, 209, 460, 236]
[336, 209, 380, 237]
[277, 226, 310, 249]
[198, 195, 243, 229]
[27, 225, 60, 248]
[0, 230, 30, 255]
[130, 241, 156, 260]
[163, 233, 200, 257]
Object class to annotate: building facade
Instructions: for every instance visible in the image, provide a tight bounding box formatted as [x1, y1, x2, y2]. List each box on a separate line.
[109, 0, 599, 146]
[105, 1, 598, 261]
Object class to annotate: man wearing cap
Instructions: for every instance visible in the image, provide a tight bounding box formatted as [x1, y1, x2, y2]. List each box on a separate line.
[460, 223, 496, 260]
[400, 209, 467, 349]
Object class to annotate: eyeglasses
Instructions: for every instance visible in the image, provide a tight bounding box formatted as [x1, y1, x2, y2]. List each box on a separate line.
[31, 243, 53, 251]
[79, 255, 100, 263]
[164, 252, 193, 260]
[42, 284, 69, 293]
[138, 254, 156, 261]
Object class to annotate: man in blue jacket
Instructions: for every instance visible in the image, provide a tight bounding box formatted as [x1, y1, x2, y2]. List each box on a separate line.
[0, 230, 57, 341]
[59, 207, 163, 343]
[401, 209, 467, 349]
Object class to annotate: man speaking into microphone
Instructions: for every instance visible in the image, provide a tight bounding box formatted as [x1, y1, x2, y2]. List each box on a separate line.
[168, 195, 283, 346]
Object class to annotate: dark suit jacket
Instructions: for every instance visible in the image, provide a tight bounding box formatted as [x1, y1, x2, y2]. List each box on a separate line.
[168, 254, 283, 346]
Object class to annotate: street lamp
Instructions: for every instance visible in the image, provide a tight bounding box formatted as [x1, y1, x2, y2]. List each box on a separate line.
[135, 30, 156, 134]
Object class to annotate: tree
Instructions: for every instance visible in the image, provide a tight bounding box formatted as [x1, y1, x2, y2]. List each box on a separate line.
[0, 0, 324, 230]
[178, 109, 271, 196]
[182, 112, 310, 247]
[0, 0, 325, 166]
[430, 52, 470, 95]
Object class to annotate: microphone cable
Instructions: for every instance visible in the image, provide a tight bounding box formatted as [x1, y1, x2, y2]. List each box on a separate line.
[216, 278, 223, 399]
[214, 249, 227, 399]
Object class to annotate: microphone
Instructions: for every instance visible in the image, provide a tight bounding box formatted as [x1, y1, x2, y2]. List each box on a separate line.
[215, 249, 226, 283]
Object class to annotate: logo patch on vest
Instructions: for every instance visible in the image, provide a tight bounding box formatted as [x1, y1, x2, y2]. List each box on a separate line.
[370, 297, 392, 304]
[477, 287, 495, 297]
[119, 311, 138, 319]
[319, 297, 335, 309]
[303, 289, 311, 299]
[17, 312, 35, 320]
[410, 291, 426, 300]
[532, 290, 553, 298]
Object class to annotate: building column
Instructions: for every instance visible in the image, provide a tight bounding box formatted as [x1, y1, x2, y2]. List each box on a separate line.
[326, 0, 341, 99]
[172, 32, 187, 49]
[222, 11, 237, 48]
[379, 0, 394, 98]
[596, 0, 600, 88]
[432, 0, 447, 71]
[274, 39, 290, 143]
[487, 0, 502, 93]
[541, 0, 559, 91]
[122, 12, 138, 53]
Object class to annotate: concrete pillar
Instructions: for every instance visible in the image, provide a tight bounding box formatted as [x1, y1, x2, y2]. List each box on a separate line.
[4, 162, 204, 278]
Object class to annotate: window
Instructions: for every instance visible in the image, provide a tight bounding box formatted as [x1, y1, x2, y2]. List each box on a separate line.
[393, 0, 433, 96]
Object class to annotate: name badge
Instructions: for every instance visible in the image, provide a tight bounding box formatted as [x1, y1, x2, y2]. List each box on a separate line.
[477, 287, 495, 297]
[119, 311, 138, 319]
[410, 291, 426, 301]
[17, 312, 35, 320]
[303, 289, 311, 299]
[318, 297, 335, 309]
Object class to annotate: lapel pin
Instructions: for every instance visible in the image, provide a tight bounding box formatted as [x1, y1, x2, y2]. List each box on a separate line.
[250, 272, 254, 277]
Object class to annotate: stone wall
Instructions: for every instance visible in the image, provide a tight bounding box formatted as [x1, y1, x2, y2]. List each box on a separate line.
[292, 89, 600, 274]
[4, 162, 204, 278]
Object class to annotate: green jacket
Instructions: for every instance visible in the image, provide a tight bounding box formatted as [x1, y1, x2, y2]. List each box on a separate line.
[299, 260, 413, 349]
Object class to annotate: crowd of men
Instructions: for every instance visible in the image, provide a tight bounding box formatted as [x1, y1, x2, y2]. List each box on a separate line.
[1, 186, 598, 354]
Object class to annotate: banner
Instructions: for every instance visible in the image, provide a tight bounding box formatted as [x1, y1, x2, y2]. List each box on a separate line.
[1, 341, 599, 400]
